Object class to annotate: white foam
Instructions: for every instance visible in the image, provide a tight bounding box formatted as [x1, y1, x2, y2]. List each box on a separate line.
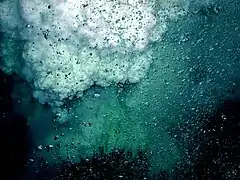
[13, 0, 189, 105]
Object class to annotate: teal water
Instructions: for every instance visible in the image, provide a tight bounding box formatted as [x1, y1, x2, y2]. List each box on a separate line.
[0, 0, 240, 179]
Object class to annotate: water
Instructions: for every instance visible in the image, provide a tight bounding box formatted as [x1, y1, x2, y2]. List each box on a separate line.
[0, 0, 239, 179]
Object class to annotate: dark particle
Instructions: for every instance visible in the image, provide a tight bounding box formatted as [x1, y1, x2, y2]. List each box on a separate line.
[53, 135, 59, 140]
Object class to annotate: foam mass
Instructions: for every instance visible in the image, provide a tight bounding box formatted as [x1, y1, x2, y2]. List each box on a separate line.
[9, 0, 187, 105]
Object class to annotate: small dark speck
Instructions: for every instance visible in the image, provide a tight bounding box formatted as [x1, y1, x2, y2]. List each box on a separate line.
[48, 5, 51, 9]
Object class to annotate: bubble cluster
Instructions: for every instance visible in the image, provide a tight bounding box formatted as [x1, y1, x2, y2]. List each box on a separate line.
[18, 0, 187, 105]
